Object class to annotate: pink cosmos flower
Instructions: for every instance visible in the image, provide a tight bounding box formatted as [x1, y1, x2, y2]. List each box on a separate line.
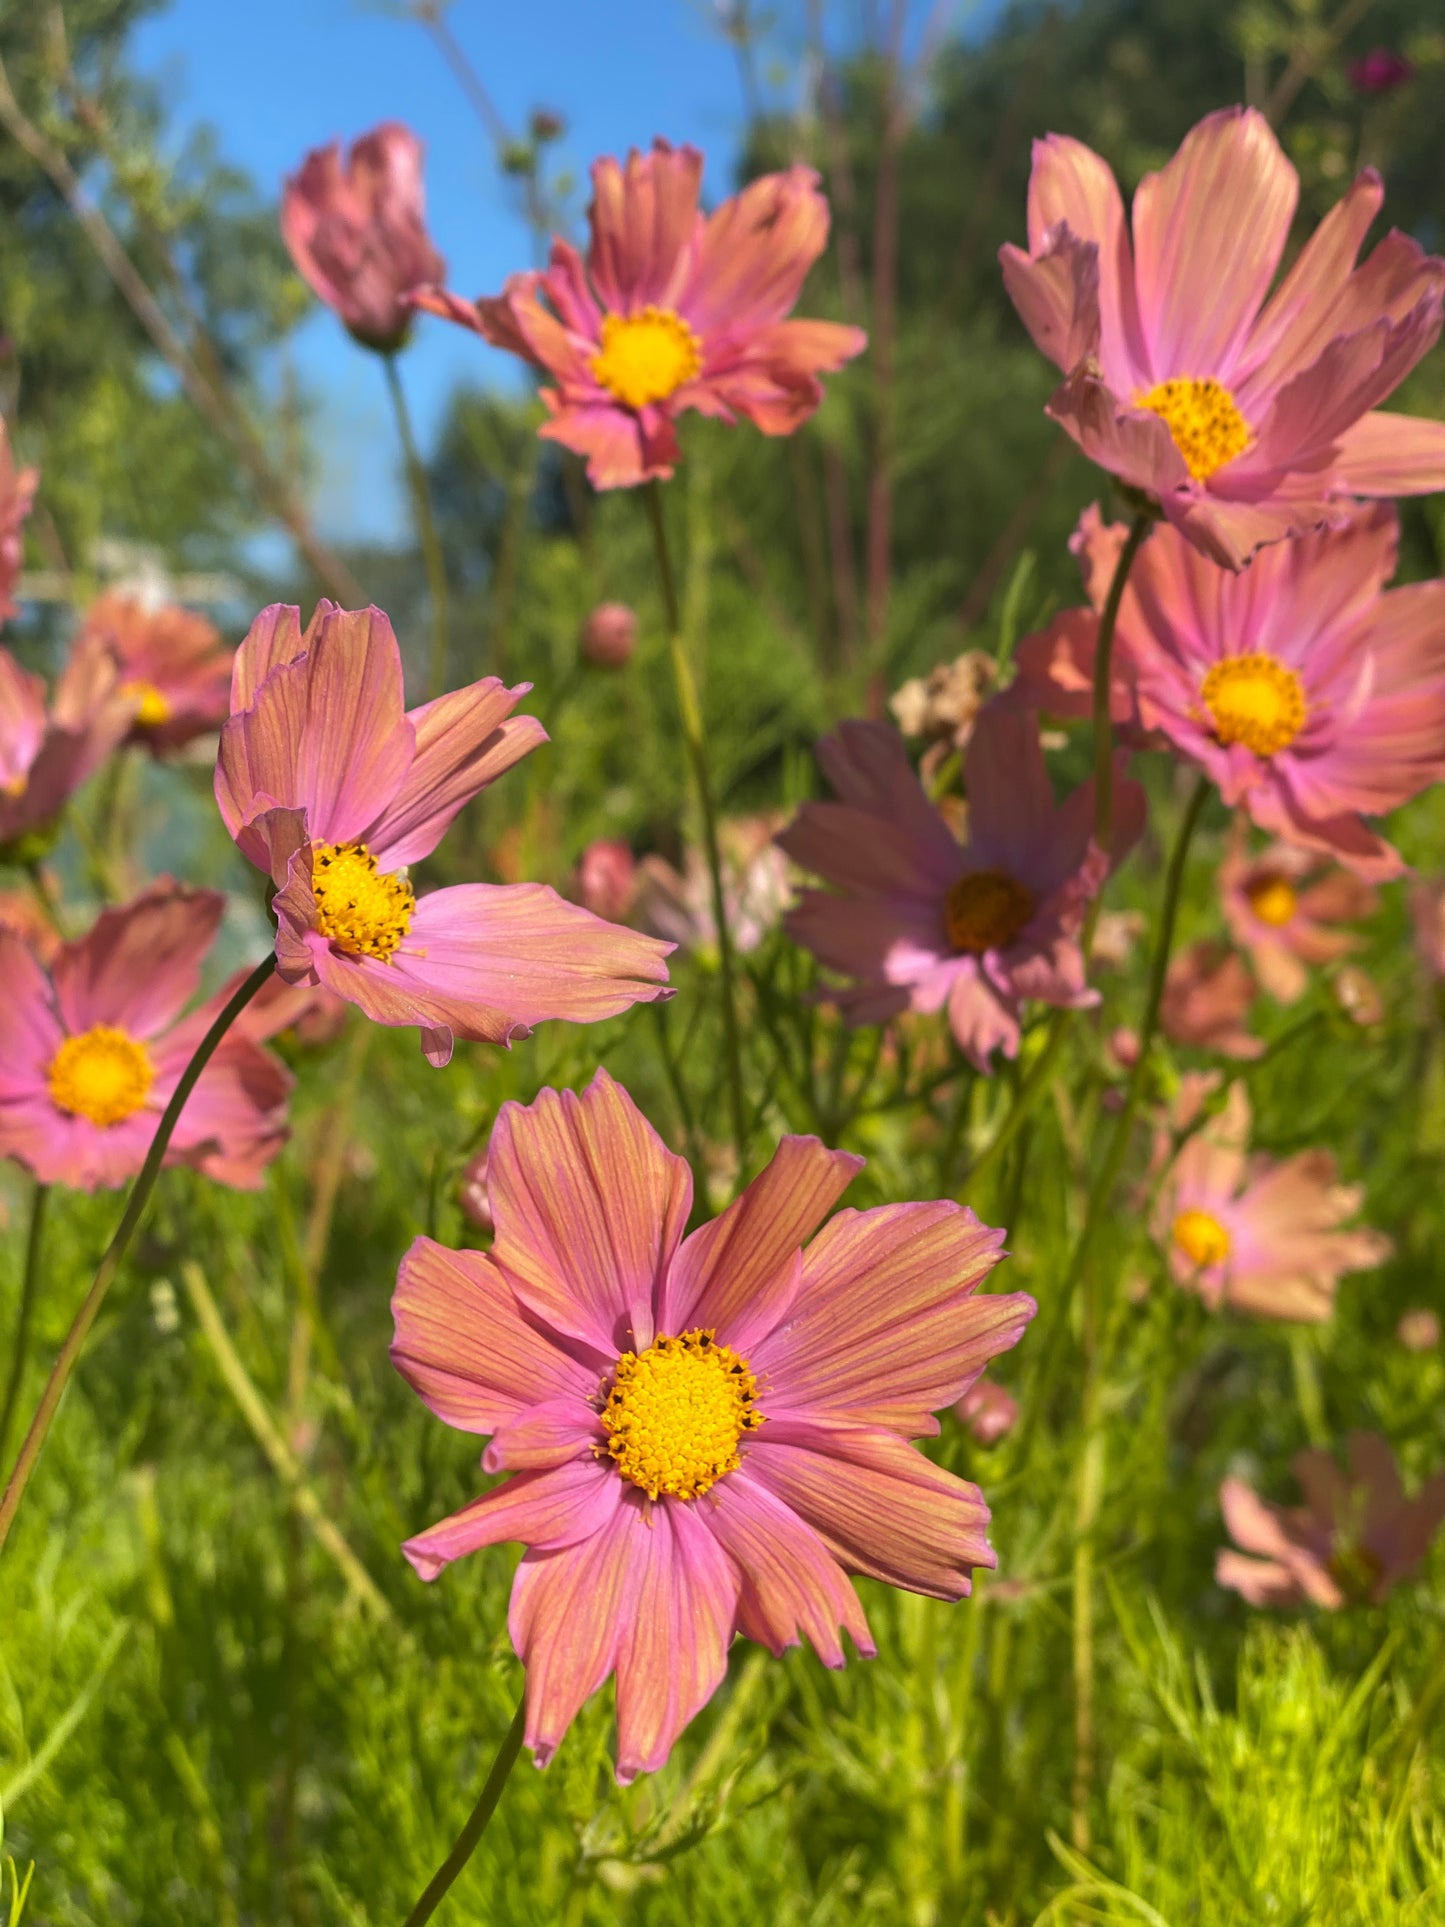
[1008, 503, 1445, 880]
[1219, 833, 1376, 1004]
[0, 882, 291, 1192]
[282, 122, 446, 354]
[777, 712, 1146, 1071]
[575, 839, 638, 923]
[0, 642, 129, 860]
[231, 971, 350, 1051]
[0, 422, 37, 622]
[1217, 1433, 1445, 1609]
[214, 602, 672, 1066]
[637, 814, 792, 960]
[393, 1069, 1034, 1780]
[413, 140, 867, 488]
[1161, 941, 1262, 1058]
[0, 887, 59, 963]
[1000, 106, 1445, 569]
[77, 592, 234, 755]
[1155, 1082, 1390, 1320]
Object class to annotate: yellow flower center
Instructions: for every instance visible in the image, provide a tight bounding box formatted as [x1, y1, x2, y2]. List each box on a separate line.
[1, 771, 26, 798]
[121, 679, 172, 727]
[311, 840, 415, 962]
[1246, 873, 1298, 928]
[945, 869, 1035, 955]
[591, 306, 703, 411]
[1201, 654, 1306, 757]
[47, 1024, 155, 1127]
[1172, 1208, 1231, 1268]
[1136, 377, 1252, 482]
[600, 1328, 764, 1501]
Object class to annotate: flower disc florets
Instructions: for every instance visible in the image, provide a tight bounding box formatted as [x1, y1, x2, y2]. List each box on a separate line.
[945, 869, 1035, 955]
[1136, 376, 1252, 482]
[591, 307, 703, 411]
[601, 1328, 764, 1500]
[47, 1024, 154, 1127]
[311, 840, 415, 961]
[1172, 1207, 1231, 1268]
[1200, 654, 1306, 756]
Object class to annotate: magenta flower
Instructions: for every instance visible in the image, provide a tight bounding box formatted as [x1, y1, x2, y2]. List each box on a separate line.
[0, 421, 37, 623]
[78, 592, 234, 755]
[1347, 49, 1413, 95]
[1000, 106, 1445, 568]
[393, 1070, 1034, 1780]
[777, 712, 1145, 1071]
[214, 602, 672, 1065]
[413, 140, 866, 488]
[281, 122, 446, 354]
[0, 641, 129, 860]
[1219, 833, 1376, 1004]
[0, 883, 291, 1192]
[1217, 1433, 1445, 1609]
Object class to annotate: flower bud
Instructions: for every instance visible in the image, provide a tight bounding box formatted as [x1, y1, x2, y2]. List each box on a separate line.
[580, 602, 638, 668]
[577, 839, 637, 922]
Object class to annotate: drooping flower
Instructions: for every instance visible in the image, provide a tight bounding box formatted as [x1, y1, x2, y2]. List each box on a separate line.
[1000, 107, 1445, 568]
[1217, 1433, 1445, 1609]
[1007, 502, 1445, 880]
[281, 122, 446, 354]
[0, 422, 37, 623]
[636, 815, 791, 958]
[1220, 833, 1376, 1004]
[778, 711, 1146, 1071]
[0, 642, 130, 862]
[579, 602, 638, 669]
[412, 140, 866, 488]
[393, 1070, 1034, 1780]
[77, 592, 234, 755]
[890, 651, 999, 751]
[0, 882, 292, 1191]
[1155, 1082, 1390, 1320]
[214, 602, 672, 1065]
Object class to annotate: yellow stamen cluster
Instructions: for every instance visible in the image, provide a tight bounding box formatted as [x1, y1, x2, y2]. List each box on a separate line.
[311, 840, 415, 962]
[121, 679, 173, 728]
[47, 1024, 155, 1128]
[1136, 376, 1251, 482]
[601, 1328, 763, 1501]
[945, 869, 1035, 956]
[1172, 1208, 1231, 1269]
[1246, 873, 1298, 928]
[1201, 653, 1307, 758]
[591, 306, 703, 411]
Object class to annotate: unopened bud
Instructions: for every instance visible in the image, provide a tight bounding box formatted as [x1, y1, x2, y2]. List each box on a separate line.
[580, 601, 638, 668]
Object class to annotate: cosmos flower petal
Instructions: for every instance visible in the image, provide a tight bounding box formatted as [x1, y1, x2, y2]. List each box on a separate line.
[0, 932, 63, 1087]
[1332, 409, 1445, 495]
[483, 1399, 603, 1475]
[683, 165, 831, 338]
[587, 140, 703, 315]
[405, 1456, 623, 1583]
[1214, 1548, 1306, 1607]
[50, 882, 224, 1040]
[150, 1031, 292, 1190]
[706, 1466, 875, 1666]
[229, 602, 307, 715]
[367, 679, 548, 867]
[998, 225, 1102, 376]
[1021, 131, 1145, 382]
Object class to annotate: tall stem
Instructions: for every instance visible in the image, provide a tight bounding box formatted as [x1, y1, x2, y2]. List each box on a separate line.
[1087, 511, 1153, 929]
[403, 1696, 527, 1927]
[0, 1184, 49, 1469]
[0, 953, 277, 1557]
[384, 353, 451, 700]
[643, 481, 748, 1171]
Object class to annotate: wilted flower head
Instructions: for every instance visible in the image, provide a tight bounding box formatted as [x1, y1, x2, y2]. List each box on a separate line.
[413, 139, 866, 488]
[1347, 49, 1413, 94]
[637, 814, 790, 957]
[215, 602, 671, 1065]
[1156, 1082, 1390, 1320]
[282, 122, 446, 354]
[1220, 834, 1376, 1005]
[393, 1069, 1034, 1780]
[1217, 1433, 1445, 1608]
[576, 838, 638, 923]
[0, 882, 291, 1191]
[890, 652, 998, 749]
[0, 421, 37, 623]
[1001, 107, 1445, 568]
[580, 602, 638, 668]
[779, 712, 1144, 1071]
[77, 592, 234, 756]
[0, 641, 130, 861]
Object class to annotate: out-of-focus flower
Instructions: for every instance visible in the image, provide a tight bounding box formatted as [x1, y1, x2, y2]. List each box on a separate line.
[393, 1069, 1034, 1780]
[1092, 908, 1146, 970]
[1347, 49, 1413, 95]
[1217, 1433, 1445, 1608]
[77, 592, 234, 756]
[458, 1146, 493, 1234]
[282, 123, 446, 354]
[890, 652, 998, 750]
[580, 601, 638, 668]
[1398, 1308, 1440, 1353]
[214, 602, 672, 1066]
[956, 1377, 1019, 1444]
[1409, 878, 1445, 981]
[576, 839, 638, 922]
[780, 713, 1145, 1072]
[1156, 1082, 1390, 1319]
[1000, 107, 1445, 569]
[0, 882, 291, 1191]
[232, 971, 350, 1051]
[637, 814, 790, 957]
[413, 139, 866, 488]
[0, 643, 130, 861]
[1220, 835, 1376, 1005]
[0, 422, 37, 623]
[0, 886, 59, 963]
[1331, 964, 1385, 1029]
[1009, 503, 1445, 880]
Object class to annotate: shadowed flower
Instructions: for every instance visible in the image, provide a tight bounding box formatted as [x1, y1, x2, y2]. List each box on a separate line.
[0, 642, 130, 861]
[637, 815, 790, 957]
[1220, 834, 1376, 1005]
[413, 139, 866, 488]
[214, 602, 672, 1065]
[1000, 107, 1445, 568]
[231, 971, 350, 1051]
[282, 122, 446, 354]
[580, 602, 638, 668]
[1347, 49, 1413, 95]
[1217, 1433, 1445, 1608]
[78, 592, 234, 756]
[1156, 1082, 1390, 1319]
[778, 712, 1145, 1071]
[0, 422, 37, 622]
[0, 882, 291, 1191]
[956, 1377, 1019, 1445]
[393, 1069, 1034, 1780]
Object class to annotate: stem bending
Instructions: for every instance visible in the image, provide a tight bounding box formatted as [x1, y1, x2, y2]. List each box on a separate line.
[403, 1696, 527, 1926]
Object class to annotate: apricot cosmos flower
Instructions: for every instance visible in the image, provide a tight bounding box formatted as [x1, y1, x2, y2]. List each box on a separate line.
[77, 592, 234, 755]
[778, 711, 1145, 1070]
[214, 602, 672, 1064]
[413, 139, 866, 488]
[393, 1070, 1034, 1781]
[1219, 834, 1376, 1005]
[1001, 106, 1445, 567]
[0, 641, 129, 861]
[0, 883, 291, 1191]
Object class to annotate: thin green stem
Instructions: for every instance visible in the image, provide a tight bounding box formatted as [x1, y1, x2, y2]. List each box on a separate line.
[0, 952, 277, 1557]
[22, 861, 64, 940]
[643, 479, 748, 1171]
[403, 1696, 527, 1926]
[384, 352, 451, 699]
[961, 1011, 1069, 1195]
[0, 1184, 49, 1470]
[1083, 509, 1154, 958]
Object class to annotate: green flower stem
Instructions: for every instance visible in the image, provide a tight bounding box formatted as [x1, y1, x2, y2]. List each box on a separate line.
[643, 479, 748, 1172]
[384, 351, 452, 700]
[402, 1696, 527, 1927]
[22, 860, 64, 940]
[0, 1183, 49, 1471]
[0, 952, 277, 1559]
[1085, 509, 1154, 945]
